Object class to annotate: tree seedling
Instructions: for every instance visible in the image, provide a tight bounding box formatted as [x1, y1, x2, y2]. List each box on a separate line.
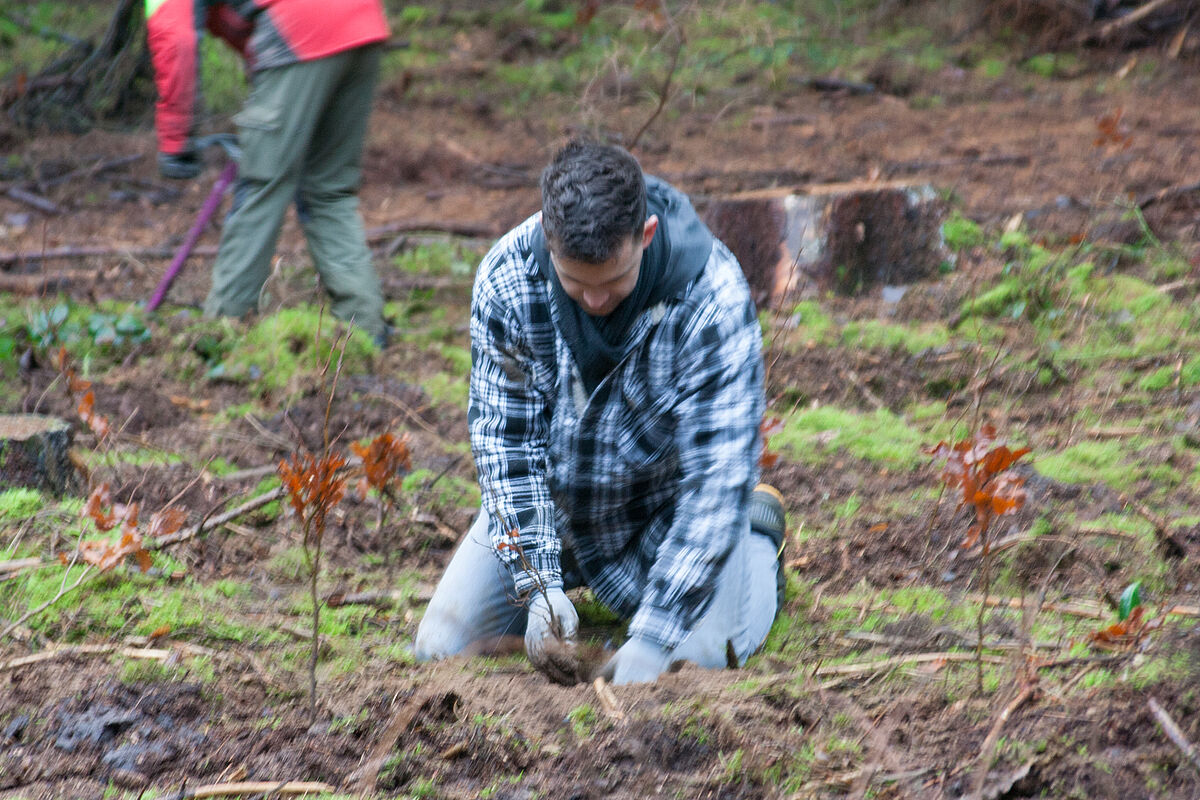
[927, 423, 1029, 692]
[350, 431, 412, 578]
[278, 448, 348, 723]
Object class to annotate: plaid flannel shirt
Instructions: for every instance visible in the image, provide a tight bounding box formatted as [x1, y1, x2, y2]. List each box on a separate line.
[468, 213, 764, 651]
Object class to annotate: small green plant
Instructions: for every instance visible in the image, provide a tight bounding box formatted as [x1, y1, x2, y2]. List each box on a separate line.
[86, 310, 149, 348]
[1118, 580, 1142, 621]
[27, 302, 74, 349]
[566, 704, 597, 738]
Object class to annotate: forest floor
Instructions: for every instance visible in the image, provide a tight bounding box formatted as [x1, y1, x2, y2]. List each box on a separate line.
[2, 3, 1200, 799]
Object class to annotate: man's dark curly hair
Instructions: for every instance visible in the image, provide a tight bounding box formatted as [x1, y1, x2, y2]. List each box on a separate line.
[539, 140, 647, 264]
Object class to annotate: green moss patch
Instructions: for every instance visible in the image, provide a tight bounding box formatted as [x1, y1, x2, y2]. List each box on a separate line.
[774, 406, 926, 470]
[211, 306, 377, 397]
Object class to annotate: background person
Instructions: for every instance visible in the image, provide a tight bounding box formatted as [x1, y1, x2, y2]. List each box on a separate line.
[145, 0, 389, 343]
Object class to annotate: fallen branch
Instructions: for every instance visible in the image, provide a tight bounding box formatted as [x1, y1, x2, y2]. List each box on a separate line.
[0, 244, 218, 267]
[6, 186, 62, 215]
[165, 781, 334, 799]
[1121, 494, 1187, 558]
[148, 486, 287, 550]
[40, 153, 143, 189]
[0, 557, 43, 575]
[969, 684, 1038, 799]
[885, 153, 1030, 175]
[1086, 0, 1177, 42]
[0, 642, 172, 672]
[1137, 178, 1200, 209]
[0, 269, 100, 295]
[800, 76, 876, 94]
[840, 631, 1060, 651]
[1148, 696, 1200, 775]
[967, 593, 1106, 620]
[355, 689, 430, 796]
[365, 219, 500, 241]
[839, 367, 886, 411]
[814, 650, 1007, 678]
[324, 589, 405, 609]
[1033, 653, 1127, 671]
[592, 677, 625, 721]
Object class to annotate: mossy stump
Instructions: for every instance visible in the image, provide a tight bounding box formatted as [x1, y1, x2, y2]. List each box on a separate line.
[704, 181, 948, 306]
[0, 414, 82, 497]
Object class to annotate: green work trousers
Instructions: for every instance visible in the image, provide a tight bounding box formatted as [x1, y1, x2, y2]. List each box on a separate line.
[204, 45, 385, 340]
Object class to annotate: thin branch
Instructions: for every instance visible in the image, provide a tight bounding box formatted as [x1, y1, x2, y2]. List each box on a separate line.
[966, 593, 1107, 620]
[0, 564, 95, 640]
[1148, 696, 1200, 775]
[0, 244, 218, 267]
[163, 781, 334, 800]
[1086, 0, 1177, 41]
[968, 684, 1038, 798]
[814, 650, 1007, 678]
[628, 23, 685, 152]
[148, 487, 286, 550]
[355, 689, 430, 796]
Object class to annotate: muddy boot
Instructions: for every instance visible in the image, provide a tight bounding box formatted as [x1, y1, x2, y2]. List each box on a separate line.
[749, 483, 787, 612]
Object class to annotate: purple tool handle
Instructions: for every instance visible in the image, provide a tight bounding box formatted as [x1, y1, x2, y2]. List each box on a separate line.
[145, 159, 237, 312]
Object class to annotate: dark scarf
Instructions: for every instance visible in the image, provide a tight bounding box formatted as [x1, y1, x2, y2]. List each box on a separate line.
[533, 176, 714, 394]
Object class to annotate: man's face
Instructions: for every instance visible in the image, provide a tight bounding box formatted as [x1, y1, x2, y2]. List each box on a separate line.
[550, 216, 658, 317]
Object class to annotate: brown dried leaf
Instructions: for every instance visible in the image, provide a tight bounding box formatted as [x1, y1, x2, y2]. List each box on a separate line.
[147, 508, 186, 539]
[85, 484, 118, 531]
[1089, 605, 1147, 645]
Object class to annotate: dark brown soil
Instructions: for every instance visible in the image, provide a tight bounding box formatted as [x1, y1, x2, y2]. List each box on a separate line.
[4, 9, 1200, 800]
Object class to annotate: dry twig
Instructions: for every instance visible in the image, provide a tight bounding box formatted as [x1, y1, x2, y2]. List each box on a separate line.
[148, 486, 286, 550]
[355, 689, 430, 796]
[164, 781, 334, 799]
[1148, 696, 1200, 775]
[0, 643, 173, 672]
[968, 684, 1038, 798]
[814, 650, 1007, 678]
[592, 677, 625, 720]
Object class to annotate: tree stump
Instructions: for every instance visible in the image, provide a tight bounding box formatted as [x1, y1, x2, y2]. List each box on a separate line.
[0, 415, 83, 497]
[703, 181, 948, 307]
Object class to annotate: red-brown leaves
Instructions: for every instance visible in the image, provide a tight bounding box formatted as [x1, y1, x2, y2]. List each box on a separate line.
[760, 416, 784, 469]
[1088, 605, 1164, 649]
[926, 424, 1030, 550]
[54, 347, 111, 441]
[146, 507, 187, 540]
[278, 451, 348, 536]
[76, 390, 111, 441]
[495, 526, 521, 554]
[66, 483, 155, 572]
[350, 432, 411, 501]
[1094, 108, 1132, 150]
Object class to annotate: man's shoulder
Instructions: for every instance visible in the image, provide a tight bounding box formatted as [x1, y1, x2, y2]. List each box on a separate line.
[475, 215, 542, 291]
[473, 214, 553, 325]
[682, 242, 756, 323]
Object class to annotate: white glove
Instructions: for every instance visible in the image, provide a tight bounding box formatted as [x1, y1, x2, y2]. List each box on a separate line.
[525, 587, 579, 684]
[601, 636, 672, 685]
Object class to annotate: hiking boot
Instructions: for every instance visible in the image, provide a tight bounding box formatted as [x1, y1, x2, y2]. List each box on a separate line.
[749, 483, 787, 612]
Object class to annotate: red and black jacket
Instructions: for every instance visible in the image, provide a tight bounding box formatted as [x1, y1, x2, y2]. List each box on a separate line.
[145, 0, 389, 155]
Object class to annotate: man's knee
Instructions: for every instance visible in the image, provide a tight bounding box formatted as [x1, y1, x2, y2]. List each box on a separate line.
[413, 607, 464, 662]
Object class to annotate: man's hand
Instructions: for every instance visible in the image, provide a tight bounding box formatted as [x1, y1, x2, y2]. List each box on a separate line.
[525, 587, 579, 685]
[601, 636, 672, 685]
[158, 150, 201, 180]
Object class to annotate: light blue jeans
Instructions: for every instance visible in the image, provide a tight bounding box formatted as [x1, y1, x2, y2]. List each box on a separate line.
[413, 512, 779, 669]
